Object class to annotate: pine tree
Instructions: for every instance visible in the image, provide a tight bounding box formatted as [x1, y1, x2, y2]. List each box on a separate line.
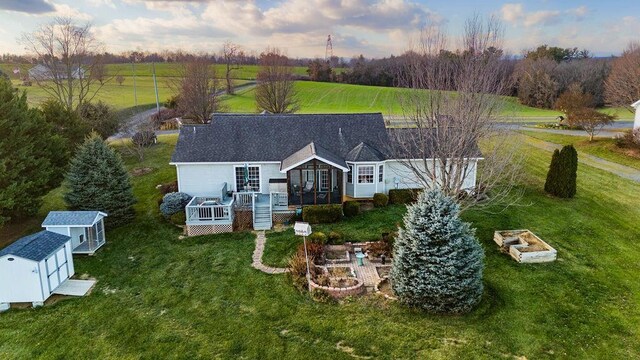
[0, 78, 66, 225]
[64, 133, 136, 227]
[544, 145, 578, 198]
[390, 189, 484, 314]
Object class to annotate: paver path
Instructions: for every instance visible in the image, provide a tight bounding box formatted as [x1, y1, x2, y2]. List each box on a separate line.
[525, 136, 640, 183]
[252, 231, 288, 274]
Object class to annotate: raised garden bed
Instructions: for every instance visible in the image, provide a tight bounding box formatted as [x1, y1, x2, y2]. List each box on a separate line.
[375, 266, 391, 278]
[494, 230, 557, 263]
[326, 266, 356, 278]
[324, 245, 350, 264]
[310, 277, 364, 299]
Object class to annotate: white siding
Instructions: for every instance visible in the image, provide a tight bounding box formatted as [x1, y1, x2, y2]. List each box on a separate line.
[384, 159, 479, 193]
[353, 163, 377, 198]
[69, 227, 85, 249]
[0, 256, 45, 303]
[176, 163, 286, 196]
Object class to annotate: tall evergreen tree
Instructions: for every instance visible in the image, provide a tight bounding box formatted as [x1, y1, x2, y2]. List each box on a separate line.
[64, 134, 136, 227]
[390, 189, 484, 314]
[544, 145, 578, 198]
[0, 78, 66, 225]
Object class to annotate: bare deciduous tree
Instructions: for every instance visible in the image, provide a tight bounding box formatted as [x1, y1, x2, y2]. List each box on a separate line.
[175, 57, 225, 123]
[605, 42, 640, 111]
[221, 41, 244, 95]
[387, 16, 524, 210]
[115, 74, 125, 86]
[572, 109, 616, 141]
[255, 47, 299, 113]
[20, 17, 107, 112]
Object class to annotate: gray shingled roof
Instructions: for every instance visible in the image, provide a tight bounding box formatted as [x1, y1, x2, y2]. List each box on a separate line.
[171, 113, 390, 164]
[0, 231, 71, 262]
[42, 211, 105, 227]
[345, 142, 386, 162]
[281, 142, 349, 171]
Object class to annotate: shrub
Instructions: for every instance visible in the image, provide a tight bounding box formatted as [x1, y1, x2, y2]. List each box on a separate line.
[159, 180, 178, 195]
[78, 101, 120, 139]
[164, 95, 181, 109]
[389, 189, 421, 204]
[615, 129, 640, 149]
[544, 145, 578, 198]
[328, 231, 344, 244]
[160, 192, 192, 217]
[132, 130, 157, 147]
[297, 242, 324, 264]
[64, 134, 136, 227]
[308, 232, 327, 245]
[288, 252, 318, 292]
[342, 201, 360, 218]
[390, 189, 484, 314]
[373, 193, 389, 207]
[150, 108, 182, 128]
[169, 211, 186, 225]
[302, 204, 342, 224]
[368, 241, 391, 258]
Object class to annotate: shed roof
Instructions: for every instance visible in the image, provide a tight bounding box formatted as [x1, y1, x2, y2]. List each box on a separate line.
[42, 211, 107, 227]
[0, 231, 71, 262]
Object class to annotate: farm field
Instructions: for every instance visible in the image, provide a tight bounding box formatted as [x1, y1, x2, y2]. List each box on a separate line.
[1, 133, 640, 358]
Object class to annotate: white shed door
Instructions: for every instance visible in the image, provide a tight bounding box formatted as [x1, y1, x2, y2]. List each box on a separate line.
[45, 246, 69, 293]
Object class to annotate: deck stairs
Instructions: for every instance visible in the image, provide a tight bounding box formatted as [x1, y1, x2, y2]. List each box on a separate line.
[253, 202, 272, 230]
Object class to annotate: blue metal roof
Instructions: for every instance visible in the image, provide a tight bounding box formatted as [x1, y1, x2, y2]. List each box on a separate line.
[0, 231, 71, 262]
[42, 211, 106, 227]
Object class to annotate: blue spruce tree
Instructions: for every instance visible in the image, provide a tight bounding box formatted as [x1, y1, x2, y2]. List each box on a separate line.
[390, 189, 484, 314]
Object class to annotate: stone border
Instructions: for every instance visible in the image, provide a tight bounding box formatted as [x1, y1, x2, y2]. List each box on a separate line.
[310, 277, 364, 299]
[374, 277, 398, 301]
[252, 231, 289, 274]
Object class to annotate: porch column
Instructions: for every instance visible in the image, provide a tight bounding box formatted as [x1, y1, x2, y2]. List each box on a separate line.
[328, 167, 332, 204]
[299, 168, 303, 206]
[313, 159, 317, 205]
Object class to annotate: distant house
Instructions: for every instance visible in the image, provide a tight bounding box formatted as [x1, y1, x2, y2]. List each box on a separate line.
[28, 64, 85, 81]
[42, 211, 107, 255]
[0, 231, 75, 308]
[632, 100, 640, 130]
[170, 113, 481, 235]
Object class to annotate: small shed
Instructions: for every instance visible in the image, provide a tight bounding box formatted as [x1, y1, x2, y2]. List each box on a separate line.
[42, 211, 107, 255]
[0, 231, 75, 308]
[632, 99, 640, 130]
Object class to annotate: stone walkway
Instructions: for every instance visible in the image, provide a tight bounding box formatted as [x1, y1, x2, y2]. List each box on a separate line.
[525, 136, 640, 183]
[252, 231, 288, 274]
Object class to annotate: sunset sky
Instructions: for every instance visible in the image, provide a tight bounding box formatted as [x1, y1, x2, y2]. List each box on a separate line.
[1, 0, 638, 58]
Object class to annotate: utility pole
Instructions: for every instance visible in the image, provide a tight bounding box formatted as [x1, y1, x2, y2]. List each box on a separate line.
[152, 62, 160, 113]
[131, 60, 138, 107]
[325, 35, 333, 62]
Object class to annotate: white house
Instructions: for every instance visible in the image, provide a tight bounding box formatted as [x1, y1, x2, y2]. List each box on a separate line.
[42, 211, 107, 255]
[170, 113, 481, 235]
[632, 100, 640, 130]
[0, 231, 75, 309]
[28, 64, 85, 81]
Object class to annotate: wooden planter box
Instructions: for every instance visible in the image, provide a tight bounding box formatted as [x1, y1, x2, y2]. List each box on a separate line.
[494, 230, 557, 263]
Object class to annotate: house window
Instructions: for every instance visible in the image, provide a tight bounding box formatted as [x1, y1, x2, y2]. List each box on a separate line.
[358, 165, 374, 184]
[348, 165, 354, 183]
[378, 165, 384, 182]
[235, 166, 260, 192]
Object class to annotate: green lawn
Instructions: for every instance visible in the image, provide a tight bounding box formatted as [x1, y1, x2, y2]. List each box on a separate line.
[1, 133, 640, 358]
[522, 130, 640, 170]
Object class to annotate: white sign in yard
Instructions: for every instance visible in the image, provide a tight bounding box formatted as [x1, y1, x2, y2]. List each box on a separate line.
[294, 222, 312, 237]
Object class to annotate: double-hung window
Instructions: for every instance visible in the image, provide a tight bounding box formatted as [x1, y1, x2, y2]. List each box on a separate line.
[378, 165, 384, 182]
[357, 165, 374, 184]
[347, 165, 354, 183]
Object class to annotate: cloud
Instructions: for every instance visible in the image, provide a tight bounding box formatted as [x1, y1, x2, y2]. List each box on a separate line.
[500, 3, 588, 27]
[0, 0, 54, 13]
[51, 3, 93, 20]
[88, 0, 116, 8]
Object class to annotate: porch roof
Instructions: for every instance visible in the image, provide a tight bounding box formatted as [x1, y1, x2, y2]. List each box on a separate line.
[280, 142, 350, 173]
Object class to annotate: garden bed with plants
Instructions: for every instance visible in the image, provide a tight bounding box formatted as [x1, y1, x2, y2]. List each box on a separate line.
[375, 277, 397, 300]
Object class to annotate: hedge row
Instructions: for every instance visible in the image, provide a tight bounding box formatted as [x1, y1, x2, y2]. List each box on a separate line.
[388, 189, 421, 204]
[302, 204, 343, 224]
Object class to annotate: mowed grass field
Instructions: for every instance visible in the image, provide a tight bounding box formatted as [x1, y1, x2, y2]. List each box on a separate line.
[1, 133, 640, 358]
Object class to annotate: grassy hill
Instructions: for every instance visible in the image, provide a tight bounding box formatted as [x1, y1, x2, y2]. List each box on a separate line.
[224, 81, 564, 118]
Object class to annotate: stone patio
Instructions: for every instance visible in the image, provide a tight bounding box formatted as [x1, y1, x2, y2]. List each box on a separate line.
[326, 255, 391, 291]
